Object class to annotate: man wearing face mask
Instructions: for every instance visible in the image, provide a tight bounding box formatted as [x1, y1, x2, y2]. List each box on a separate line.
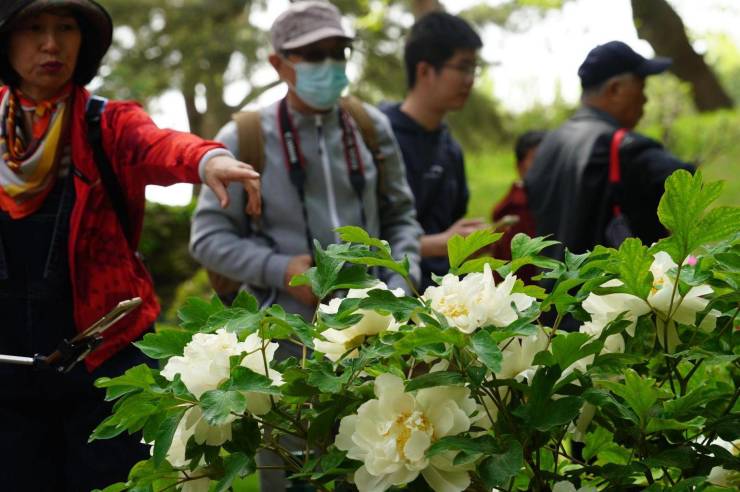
[191, 1, 421, 324]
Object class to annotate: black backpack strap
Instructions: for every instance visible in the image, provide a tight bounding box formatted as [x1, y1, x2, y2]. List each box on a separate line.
[85, 96, 135, 250]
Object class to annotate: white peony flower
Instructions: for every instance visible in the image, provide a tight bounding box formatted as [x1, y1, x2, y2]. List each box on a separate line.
[423, 264, 534, 334]
[496, 327, 549, 382]
[161, 329, 246, 399]
[161, 329, 281, 415]
[335, 373, 477, 492]
[238, 332, 283, 415]
[313, 282, 404, 361]
[158, 329, 281, 458]
[158, 410, 211, 492]
[707, 438, 740, 488]
[647, 252, 721, 351]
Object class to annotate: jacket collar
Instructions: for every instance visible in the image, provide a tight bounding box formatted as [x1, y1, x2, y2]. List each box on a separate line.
[573, 105, 620, 127]
[379, 101, 446, 135]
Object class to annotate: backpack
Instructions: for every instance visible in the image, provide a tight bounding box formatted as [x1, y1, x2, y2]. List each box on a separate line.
[206, 96, 384, 299]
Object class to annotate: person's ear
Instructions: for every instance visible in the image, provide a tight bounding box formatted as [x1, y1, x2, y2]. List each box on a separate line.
[268, 53, 282, 72]
[415, 61, 435, 86]
[604, 77, 623, 99]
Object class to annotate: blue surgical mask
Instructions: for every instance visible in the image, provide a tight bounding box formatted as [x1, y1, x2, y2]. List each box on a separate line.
[292, 60, 349, 110]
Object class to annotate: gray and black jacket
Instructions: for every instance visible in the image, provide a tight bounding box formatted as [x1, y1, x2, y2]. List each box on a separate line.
[190, 99, 422, 320]
[525, 106, 694, 260]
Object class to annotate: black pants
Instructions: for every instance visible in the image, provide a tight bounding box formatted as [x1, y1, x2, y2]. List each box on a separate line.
[0, 169, 152, 490]
[0, 344, 154, 492]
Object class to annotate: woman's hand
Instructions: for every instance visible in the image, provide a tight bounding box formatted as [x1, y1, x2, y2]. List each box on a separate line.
[203, 155, 261, 216]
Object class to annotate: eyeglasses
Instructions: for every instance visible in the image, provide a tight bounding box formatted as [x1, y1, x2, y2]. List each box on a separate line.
[282, 45, 353, 63]
[442, 63, 482, 78]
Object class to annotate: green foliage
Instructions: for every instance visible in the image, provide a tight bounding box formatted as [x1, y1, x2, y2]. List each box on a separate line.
[95, 172, 740, 492]
[657, 170, 740, 263]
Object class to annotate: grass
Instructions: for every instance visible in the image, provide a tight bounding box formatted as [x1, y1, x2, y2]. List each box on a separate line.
[463, 148, 518, 221]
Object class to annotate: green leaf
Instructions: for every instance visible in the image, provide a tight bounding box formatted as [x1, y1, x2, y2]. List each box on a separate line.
[307, 361, 352, 393]
[200, 390, 247, 426]
[583, 426, 615, 462]
[456, 257, 507, 275]
[447, 229, 502, 271]
[152, 409, 186, 467]
[427, 435, 496, 458]
[469, 331, 503, 373]
[405, 371, 465, 391]
[206, 308, 263, 335]
[529, 396, 583, 431]
[337, 225, 392, 252]
[333, 228, 411, 278]
[645, 416, 705, 434]
[644, 447, 695, 470]
[657, 170, 740, 262]
[509, 233, 560, 259]
[615, 238, 654, 299]
[214, 453, 256, 492]
[289, 240, 345, 299]
[393, 326, 466, 353]
[231, 291, 259, 311]
[177, 296, 223, 331]
[224, 418, 262, 455]
[134, 329, 192, 359]
[223, 367, 281, 395]
[332, 263, 377, 290]
[551, 332, 603, 371]
[601, 369, 661, 429]
[477, 439, 524, 488]
[332, 248, 410, 279]
[581, 388, 638, 424]
[358, 289, 423, 320]
[95, 364, 156, 400]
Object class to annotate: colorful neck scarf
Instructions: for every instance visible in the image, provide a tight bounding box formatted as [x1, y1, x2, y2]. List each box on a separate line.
[0, 85, 72, 218]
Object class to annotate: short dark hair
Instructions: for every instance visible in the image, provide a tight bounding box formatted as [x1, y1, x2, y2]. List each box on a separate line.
[404, 11, 482, 89]
[0, 9, 105, 87]
[514, 131, 546, 166]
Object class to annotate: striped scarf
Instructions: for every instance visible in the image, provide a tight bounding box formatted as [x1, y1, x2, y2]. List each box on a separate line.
[0, 86, 72, 218]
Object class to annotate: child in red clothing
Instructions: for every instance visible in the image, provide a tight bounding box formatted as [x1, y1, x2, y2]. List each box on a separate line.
[491, 131, 546, 283]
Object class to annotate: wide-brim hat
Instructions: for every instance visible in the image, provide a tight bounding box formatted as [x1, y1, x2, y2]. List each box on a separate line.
[0, 0, 112, 86]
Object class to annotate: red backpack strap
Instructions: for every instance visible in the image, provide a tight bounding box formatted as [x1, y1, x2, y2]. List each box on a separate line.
[609, 128, 629, 216]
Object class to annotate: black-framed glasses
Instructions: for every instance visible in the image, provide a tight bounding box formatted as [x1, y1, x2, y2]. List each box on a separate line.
[442, 63, 482, 78]
[282, 45, 353, 63]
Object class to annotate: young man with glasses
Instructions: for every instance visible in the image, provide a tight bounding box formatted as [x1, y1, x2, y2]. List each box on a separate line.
[381, 11, 486, 291]
[191, 1, 421, 336]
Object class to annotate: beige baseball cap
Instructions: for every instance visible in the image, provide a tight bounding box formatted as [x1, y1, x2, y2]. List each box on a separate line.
[270, 1, 353, 52]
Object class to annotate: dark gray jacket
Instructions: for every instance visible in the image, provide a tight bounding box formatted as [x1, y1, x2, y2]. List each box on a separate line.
[525, 106, 694, 259]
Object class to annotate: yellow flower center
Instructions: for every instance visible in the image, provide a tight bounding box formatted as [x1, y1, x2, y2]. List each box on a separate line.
[651, 277, 665, 296]
[389, 411, 433, 461]
[439, 298, 469, 318]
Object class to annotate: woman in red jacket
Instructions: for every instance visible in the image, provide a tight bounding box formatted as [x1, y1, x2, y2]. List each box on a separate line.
[0, 1, 260, 489]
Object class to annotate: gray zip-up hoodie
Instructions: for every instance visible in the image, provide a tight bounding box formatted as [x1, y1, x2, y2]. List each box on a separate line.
[190, 99, 422, 320]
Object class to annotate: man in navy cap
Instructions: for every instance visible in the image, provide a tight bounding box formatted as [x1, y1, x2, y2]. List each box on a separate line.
[525, 41, 694, 260]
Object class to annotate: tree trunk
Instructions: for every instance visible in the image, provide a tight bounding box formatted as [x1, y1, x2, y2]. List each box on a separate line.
[631, 0, 733, 112]
[410, 0, 442, 19]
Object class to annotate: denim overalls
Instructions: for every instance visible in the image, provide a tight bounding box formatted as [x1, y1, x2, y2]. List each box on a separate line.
[0, 172, 151, 491]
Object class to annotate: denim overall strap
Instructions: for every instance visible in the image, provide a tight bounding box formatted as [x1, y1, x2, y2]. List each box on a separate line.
[0, 171, 76, 361]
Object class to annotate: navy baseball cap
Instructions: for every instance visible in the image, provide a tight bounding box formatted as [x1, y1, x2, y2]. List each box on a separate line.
[578, 41, 672, 89]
